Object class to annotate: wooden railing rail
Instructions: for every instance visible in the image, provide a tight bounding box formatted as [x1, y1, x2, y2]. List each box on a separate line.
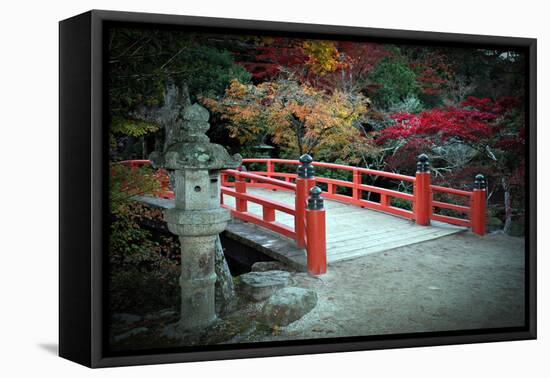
[221, 159, 325, 274]
[220, 169, 299, 240]
[239, 155, 486, 235]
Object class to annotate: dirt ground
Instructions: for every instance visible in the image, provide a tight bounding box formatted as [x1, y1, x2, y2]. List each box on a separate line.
[109, 231, 525, 351]
[237, 231, 525, 343]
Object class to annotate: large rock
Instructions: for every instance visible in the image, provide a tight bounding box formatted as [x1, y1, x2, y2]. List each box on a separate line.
[144, 308, 177, 321]
[505, 220, 525, 237]
[112, 313, 142, 324]
[113, 327, 148, 343]
[487, 216, 504, 232]
[260, 287, 318, 327]
[239, 271, 291, 301]
[215, 235, 235, 314]
[251, 261, 293, 272]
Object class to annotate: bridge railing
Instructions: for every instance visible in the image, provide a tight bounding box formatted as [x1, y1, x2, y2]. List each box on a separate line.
[220, 169, 299, 241]
[115, 154, 486, 274]
[117, 159, 327, 274]
[118, 157, 487, 236]
[236, 154, 486, 235]
[117, 160, 315, 246]
[236, 158, 417, 220]
[221, 166, 327, 275]
[430, 185, 472, 227]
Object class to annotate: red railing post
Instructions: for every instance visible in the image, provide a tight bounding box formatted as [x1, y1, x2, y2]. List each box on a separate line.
[295, 154, 315, 248]
[266, 159, 274, 178]
[352, 169, 361, 200]
[380, 194, 389, 207]
[220, 172, 226, 205]
[235, 166, 248, 213]
[306, 186, 327, 275]
[471, 174, 487, 235]
[414, 154, 431, 226]
[263, 206, 276, 222]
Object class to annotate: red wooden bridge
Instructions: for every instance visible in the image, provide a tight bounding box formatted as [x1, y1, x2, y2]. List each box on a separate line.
[121, 154, 487, 275]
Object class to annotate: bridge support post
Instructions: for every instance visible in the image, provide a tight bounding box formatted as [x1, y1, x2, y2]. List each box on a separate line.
[296, 154, 316, 248]
[306, 186, 327, 275]
[414, 154, 431, 226]
[471, 174, 487, 235]
[266, 160, 274, 178]
[235, 166, 248, 213]
[352, 169, 361, 201]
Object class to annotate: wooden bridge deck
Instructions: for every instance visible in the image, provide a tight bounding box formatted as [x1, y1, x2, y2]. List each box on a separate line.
[222, 188, 466, 271]
[136, 187, 466, 272]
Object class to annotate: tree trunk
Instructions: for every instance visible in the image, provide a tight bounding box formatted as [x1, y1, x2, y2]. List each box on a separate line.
[141, 136, 146, 159]
[502, 177, 513, 233]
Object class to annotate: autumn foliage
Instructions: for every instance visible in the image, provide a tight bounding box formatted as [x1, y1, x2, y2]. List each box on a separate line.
[202, 78, 371, 160]
[380, 106, 496, 144]
[110, 28, 527, 233]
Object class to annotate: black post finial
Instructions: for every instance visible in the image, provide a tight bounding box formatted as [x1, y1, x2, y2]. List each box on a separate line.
[417, 154, 430, 173]
[307, 186, 324, 210]
[297, 154, 315, 179]
[474, 174, 486, 189]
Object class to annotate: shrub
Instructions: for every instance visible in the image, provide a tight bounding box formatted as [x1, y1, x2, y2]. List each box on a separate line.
[109, 164, 179, 314]
[368, 56, 418, 109]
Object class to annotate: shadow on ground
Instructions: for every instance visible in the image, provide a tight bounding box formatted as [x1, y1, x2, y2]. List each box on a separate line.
[38, 343, 58, 356]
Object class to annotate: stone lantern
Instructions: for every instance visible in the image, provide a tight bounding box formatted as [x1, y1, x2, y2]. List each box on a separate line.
[252, 133, 275, 158]
[150, 103, 241, 333]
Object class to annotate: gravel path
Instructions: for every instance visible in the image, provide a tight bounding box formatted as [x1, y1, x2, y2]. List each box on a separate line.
[242, 232, 525, 342]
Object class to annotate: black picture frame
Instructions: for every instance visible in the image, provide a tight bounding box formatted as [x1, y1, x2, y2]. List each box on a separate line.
[59, 9, 537, 368]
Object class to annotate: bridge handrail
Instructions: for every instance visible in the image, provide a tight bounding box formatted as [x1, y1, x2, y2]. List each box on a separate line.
[220, 167, 315, 253]
[221, 169, 297, 191]
[242, 157, 417, 220]
[239, 157, 486, 234]
[430, 185, 472, 198]
[243, 158, 415, 182]
[118, 159, 152, 168]
[220, 186, 297, 240]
